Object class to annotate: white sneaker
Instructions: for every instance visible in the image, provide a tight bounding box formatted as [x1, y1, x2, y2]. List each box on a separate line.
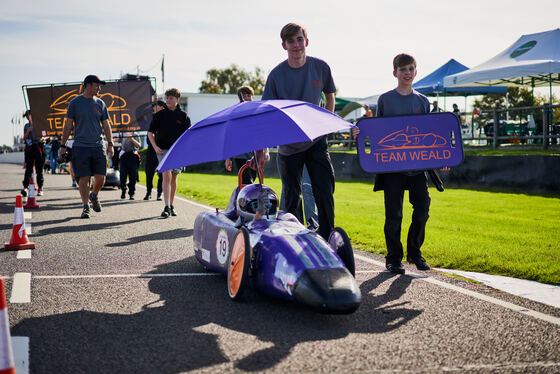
[37, 188, 44, 196]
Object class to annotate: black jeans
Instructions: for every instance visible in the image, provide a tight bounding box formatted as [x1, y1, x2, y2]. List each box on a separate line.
[278, 137, 335, 240]
[382, 173, 430, 264]
[145, 148, 162, 196]
[120, 153, 139, 196]
[23, 144, 45, 189]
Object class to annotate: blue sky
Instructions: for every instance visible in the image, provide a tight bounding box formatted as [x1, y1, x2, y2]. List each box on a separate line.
[1, 0, 558, 146]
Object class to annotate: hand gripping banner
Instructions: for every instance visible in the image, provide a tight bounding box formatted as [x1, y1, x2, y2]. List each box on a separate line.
[356, 112, 464, 173]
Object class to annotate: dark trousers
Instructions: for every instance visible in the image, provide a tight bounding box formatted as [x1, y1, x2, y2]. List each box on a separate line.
[145, 148, 162, 196]
[23, 144, 45, 189]
[120, 153, 139, 196]
[382, 173, 430, 264]
[278, 137, 335, 240]
[233, 158, 256, 185]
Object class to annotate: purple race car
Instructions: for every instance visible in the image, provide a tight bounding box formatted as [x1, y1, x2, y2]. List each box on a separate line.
[193, 166, 361, 314]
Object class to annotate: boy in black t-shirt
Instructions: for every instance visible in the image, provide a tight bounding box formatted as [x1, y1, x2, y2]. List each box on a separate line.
[148, 88, 190, 218]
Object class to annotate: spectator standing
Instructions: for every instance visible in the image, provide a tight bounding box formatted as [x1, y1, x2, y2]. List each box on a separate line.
[21, 110, 46, 196]
[50, 135, 60, 174]
[452, 103, 463, 126]
[119, 131, 141, 200]
[225, 86, 258, 185]
[144, 100, 165, 200]
[375, 54, 431, 274]
[431, 100, 442, 113]
[262, 22, 336, 240]
[148, 88, 191, 218]
[60, 75, 114, 219]
[364, 104, 373, 117]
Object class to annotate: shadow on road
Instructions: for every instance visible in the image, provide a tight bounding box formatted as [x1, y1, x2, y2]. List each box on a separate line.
[31, 216, 160, 236]
[106, 228, 193, 247]
[12, 258, 421, 373]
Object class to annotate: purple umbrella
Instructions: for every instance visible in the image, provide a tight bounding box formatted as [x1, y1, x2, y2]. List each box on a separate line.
[157, 100, 354, 172]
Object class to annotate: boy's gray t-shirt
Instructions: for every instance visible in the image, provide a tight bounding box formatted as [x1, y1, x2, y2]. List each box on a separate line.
[377, 89, 430, 176]
[66, 95, 109, 147]
[376, 89, 430, 117]
[262, 56, 336, 156]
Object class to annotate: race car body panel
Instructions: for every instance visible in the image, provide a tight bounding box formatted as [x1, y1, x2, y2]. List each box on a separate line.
[193, 207, 361, 314]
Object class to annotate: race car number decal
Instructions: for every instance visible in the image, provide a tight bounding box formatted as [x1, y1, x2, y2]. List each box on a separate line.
[216, 229, 229, 266]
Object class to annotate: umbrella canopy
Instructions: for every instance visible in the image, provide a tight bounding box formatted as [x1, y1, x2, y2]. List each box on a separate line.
[157, 100, 354, 171]
[444, 28, 560, 88]
[414, 59, 507, 96]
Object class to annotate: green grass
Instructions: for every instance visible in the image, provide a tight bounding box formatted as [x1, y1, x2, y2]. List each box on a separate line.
[139, 172, 560, 285]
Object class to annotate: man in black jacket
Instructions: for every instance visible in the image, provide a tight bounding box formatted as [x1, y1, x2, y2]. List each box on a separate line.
[148, 88, 190, 218]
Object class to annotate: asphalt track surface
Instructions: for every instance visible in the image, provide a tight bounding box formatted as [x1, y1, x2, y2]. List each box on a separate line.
[1, 163, 559, 374]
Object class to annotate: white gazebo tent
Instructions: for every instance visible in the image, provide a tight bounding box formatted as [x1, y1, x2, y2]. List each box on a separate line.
[444, 28, 560, 101]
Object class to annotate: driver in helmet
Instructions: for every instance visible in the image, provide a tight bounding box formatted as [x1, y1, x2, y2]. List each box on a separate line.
[236, 184, 278, 222]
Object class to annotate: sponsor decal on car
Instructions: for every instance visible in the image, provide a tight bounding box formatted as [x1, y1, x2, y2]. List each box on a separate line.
[202, 248, 210, 263]
[274, 253, 297, 295]
[216, 229, 229, 266]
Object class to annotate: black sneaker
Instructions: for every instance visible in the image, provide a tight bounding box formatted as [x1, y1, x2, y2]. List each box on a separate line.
[143, 193, 151, 200]
[161, 206, 171, 218]
[407, 256, 431, 271]
[20, 189, 27, 197]
[121, 190, 126, 199]
[81, 207, 91, 219]
[170, 205, 177, 216]
[89, 194, 102, 212]
[129, 194, 135, 200]
[386, 262, 405, 274]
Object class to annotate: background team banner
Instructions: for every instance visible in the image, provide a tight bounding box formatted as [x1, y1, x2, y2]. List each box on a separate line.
[356, 112, 464, 173]
[25, 79, 154, 137]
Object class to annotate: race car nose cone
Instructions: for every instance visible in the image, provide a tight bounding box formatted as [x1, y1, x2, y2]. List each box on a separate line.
[293, 268, 361, 314]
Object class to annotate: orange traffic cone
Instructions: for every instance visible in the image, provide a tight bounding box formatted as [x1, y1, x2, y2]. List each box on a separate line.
[23, 175, 39, 210]
[0, 278, 15, 374]
[4, 196, 35, 251]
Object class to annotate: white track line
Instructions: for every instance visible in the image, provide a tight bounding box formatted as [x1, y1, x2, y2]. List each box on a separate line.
[12, 336, 29, 374]
[24, 223, 31, 235]
[136, 184, 214, 211]
[23, 212, 31, 220]
[354, 253, 560, 326]
[33, 273, 219, 279]
[16, 250, 32, 260]
[9, 273, 31, 304]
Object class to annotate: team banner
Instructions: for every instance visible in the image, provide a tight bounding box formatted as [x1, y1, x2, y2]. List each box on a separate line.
[25, 80, 154, 137]
[356, 112, 464, 173]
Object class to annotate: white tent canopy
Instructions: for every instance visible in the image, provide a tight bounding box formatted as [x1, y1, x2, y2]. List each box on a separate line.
[444, 28, 560, 88]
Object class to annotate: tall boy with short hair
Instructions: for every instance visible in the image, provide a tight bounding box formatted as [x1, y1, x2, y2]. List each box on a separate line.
[262, 22, 336, 240]
[376, 53, 431, 274]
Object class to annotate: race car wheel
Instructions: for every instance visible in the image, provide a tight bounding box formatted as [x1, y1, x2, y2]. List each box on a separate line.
[328, 227, 355, 277]
[227, 227, 251, 300]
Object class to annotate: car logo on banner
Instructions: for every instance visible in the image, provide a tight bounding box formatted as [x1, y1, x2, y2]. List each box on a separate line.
[357, 112, 464, 173]
[216, 229, 229, 266]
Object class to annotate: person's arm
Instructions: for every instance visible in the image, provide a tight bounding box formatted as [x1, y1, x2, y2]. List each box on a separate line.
[129, 135, 141, 148]
[324, 93, 335, 113]
[101, 119, 114, 158]
[23, 126, 33, 141]
[147, 132, 163, 155]
[59, 118, 74, 156]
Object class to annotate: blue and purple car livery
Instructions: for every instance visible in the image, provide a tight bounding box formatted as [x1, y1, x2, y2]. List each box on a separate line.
[193, 166, 361, 314]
